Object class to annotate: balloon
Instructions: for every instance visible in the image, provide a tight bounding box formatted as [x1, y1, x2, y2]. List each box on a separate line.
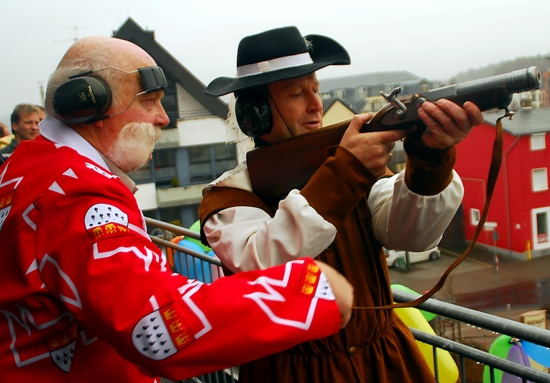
[521, 340, 550, 368]
[189, 220, 201, 232]
[501, 344, 531, 383]
[185, 220, 213, 252]
[391, 284, 437, 321]
[206, 250, 223, 280]
[483, 335, 532, 383]
[165, 235, 184, 270]
[483, 335, 513, 383]
[394, 304, 458, 383]
[175, 239, 215, 283]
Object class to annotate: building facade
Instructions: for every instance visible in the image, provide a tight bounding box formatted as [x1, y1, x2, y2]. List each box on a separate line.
[455, 107, 550, 259]
[113, 18, 237, 229]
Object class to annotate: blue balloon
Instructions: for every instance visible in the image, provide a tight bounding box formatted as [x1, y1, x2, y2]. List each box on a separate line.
[175, 239, 215, 283]
[522, 340, 550, 368]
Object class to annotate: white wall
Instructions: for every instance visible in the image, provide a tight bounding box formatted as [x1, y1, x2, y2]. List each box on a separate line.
[178, 117, 228, 147]
[134, 182, 158, 211]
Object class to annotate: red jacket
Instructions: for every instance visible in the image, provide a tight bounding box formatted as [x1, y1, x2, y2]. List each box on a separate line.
[0, 136, 341, 382]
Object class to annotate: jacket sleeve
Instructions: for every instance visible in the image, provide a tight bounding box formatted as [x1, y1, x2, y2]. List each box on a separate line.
[34, 165, 341, 380]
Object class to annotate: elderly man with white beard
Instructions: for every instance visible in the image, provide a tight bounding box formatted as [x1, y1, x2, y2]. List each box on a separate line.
[0, 36, 354, 383]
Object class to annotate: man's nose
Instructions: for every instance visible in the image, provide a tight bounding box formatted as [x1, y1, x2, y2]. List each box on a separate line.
[308, 91, 323, 111]
[155, 105, 170, 128]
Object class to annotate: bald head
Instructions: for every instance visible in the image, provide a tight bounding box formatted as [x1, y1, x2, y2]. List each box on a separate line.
[61, 36, 154, 70]
[45, 36, 157, 116]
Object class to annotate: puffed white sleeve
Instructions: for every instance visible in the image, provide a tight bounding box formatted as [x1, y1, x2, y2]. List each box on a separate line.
[368, 169, 464, 251]
[203, 189, 336, 272]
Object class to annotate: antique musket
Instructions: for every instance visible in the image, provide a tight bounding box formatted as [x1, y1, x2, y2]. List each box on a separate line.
[247, 66, 542, 201]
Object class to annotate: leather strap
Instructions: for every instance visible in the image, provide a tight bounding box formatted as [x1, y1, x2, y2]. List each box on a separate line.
[354, 112, 511, 311]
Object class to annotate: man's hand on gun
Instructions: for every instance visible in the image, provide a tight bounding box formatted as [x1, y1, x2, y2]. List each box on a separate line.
[418, 99, 484, 149]
[339, 100, 484, 178]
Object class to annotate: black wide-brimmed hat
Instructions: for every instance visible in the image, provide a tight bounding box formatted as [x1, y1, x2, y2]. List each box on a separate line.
[205, 26, 350, 96]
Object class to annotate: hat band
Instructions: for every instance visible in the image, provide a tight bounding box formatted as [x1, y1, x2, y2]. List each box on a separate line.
[237, 53, 313, 78]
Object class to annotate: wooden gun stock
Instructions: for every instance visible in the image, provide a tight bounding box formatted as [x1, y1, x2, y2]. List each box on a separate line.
[246, 66, 542, 200]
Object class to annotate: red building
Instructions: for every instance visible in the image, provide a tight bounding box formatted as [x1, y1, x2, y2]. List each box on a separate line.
[454, 107, 550, 259]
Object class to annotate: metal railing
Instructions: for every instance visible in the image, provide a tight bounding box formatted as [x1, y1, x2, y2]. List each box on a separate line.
[146, 217, 550, 383]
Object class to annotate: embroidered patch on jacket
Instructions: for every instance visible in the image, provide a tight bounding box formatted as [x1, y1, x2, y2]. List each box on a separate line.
[46, 321, 78, 373]
[297, 263, 335, 300]
[0, 190, 14, 230]
[84, 203, 130, 243]
[132, 303, 195, 360]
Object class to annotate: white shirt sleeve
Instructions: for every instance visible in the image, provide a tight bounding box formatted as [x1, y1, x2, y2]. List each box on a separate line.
[204, 167, 464, 273]
[203, 189, 336, 272]
[368, 169, 464, 251]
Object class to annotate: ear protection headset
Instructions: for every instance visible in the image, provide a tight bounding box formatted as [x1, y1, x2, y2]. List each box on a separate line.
[53, 76, 112, 124]
[235, 87, 273, 138]
[53, 66, 168, 124]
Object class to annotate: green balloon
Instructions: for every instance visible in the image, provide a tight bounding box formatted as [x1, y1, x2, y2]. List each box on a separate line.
[391, 284, 437, 321]
[186, 220, 212, 252]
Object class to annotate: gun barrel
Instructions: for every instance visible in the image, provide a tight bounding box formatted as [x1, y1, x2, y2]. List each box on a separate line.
[420, 66, 541, 112]
[456, 66, 541, 95]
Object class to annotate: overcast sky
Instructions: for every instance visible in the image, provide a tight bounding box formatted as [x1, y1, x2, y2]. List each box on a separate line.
[1, 0, 549, 124]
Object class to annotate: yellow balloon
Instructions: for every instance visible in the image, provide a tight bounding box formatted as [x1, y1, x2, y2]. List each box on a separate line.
[395, 306, 459, 383]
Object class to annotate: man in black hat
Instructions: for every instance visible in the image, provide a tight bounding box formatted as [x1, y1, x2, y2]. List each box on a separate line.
[199, 26, 483, 382]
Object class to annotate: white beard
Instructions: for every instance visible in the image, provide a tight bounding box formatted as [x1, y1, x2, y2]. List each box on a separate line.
[106, 121, 162, 173]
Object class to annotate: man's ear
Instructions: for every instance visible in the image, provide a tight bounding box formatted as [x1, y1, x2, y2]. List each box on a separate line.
[11, 122, 17, 133]
[89, 119, 105, 129]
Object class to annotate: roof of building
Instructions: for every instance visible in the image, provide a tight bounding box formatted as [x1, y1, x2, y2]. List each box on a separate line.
[113, 18, 228, 119]
[319, 70, 424, 90]
[483, 107, 550, 135]
[322, 97, 362, 113]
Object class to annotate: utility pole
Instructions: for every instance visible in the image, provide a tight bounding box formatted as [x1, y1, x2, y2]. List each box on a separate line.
[37, 82, 45, 106]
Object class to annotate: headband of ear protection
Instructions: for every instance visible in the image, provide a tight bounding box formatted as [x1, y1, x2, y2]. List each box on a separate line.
[53, 66, 167, 124]
[235, 87, 273, 138]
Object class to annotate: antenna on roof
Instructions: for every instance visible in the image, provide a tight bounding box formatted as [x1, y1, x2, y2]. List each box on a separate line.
[54, 24, 86, 44]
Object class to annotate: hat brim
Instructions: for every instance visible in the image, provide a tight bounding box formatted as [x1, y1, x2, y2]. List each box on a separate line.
[205, 34, 350, 97]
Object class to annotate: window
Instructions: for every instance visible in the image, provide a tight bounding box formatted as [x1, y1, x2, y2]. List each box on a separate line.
[470, 208, 480, 225]
[357, 86, 369, 98]
[532, 168, 548, 192]
[384, 84, 394, 94]
[153, 149, 178, 187]
[189, 143, 237, 183]
[419, 83, 430, 92]
[536, 211, 549, 244]
[530, 133, 546, 151]
[128, 148, 178, 187]
[129, 144, 237, 187]
[334, 89, 346, 99]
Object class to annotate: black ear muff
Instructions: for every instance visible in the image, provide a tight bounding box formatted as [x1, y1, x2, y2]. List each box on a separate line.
[53, 77, 112, 124]
[235, 89, 272, 138]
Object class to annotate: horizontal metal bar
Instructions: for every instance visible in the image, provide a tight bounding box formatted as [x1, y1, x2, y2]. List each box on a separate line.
[145, 216, 200, 239]
[412, 329, 550, 383]
[392, 289, 550, 348]
[150, 236, 221, 265]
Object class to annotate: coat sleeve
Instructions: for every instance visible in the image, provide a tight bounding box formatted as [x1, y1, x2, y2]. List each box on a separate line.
[33, 165, 341, 380]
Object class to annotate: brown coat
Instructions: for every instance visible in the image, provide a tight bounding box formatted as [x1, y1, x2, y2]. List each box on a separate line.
[200, 141, 455, 382]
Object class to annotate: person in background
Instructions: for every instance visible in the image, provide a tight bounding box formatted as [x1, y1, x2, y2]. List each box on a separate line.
[35, 104, 46, 121]
[0, 122, 9, 138]
[199, 26, 484, 383]
[0, 103, 40, 158]
[0, 35, 353, 382]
